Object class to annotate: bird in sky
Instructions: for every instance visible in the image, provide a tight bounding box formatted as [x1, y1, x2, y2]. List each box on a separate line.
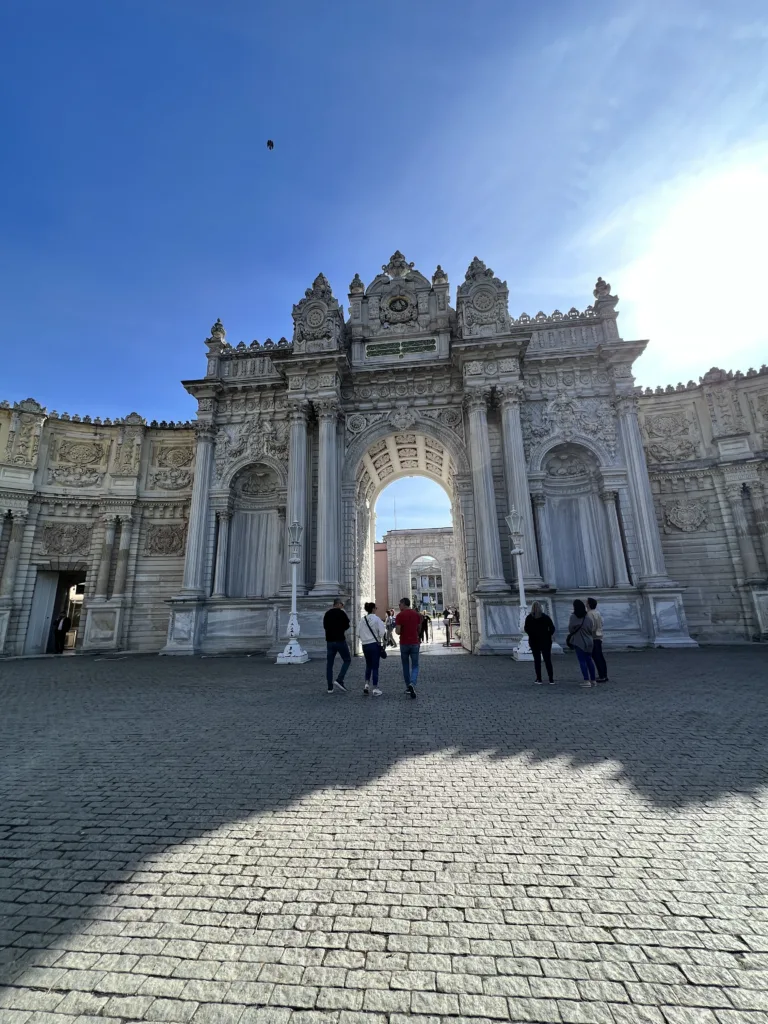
[267, 140, 274, 150]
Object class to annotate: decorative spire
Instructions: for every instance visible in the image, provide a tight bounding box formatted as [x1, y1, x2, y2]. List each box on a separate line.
[349, 272, 364, 294]
[593, 277, 612, 300]
[304, 273, 334, 302]
[432, 264, 448, 285]
[210, 318, 225, 340]
[382, 251, 415, 279]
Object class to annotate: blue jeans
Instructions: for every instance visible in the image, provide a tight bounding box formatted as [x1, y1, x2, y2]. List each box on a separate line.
[326, 641, 351, 685]
[362, 642, 381, 686]
[400, 643, 420, 687]
[575, 647, 596, 682]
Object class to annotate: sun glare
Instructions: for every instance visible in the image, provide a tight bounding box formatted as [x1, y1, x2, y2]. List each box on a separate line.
[620, 155, 768, 384]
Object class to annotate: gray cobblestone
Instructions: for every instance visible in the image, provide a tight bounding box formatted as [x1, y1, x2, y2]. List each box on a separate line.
[1, 650, 767, 1024]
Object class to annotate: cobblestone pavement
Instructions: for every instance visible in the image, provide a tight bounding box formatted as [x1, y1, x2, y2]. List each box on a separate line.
[1, 648, 767, 1024]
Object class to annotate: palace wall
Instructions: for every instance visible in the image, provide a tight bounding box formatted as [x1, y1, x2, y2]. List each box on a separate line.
[0, 402, 193, 655]
[638, 367, 768, 641]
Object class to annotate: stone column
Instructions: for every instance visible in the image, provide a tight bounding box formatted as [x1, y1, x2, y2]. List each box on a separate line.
[212, 510, 232, 598]
[531, 495, 556, 587]
[615, 396, 668, 583]
[465, 391, 507, 592]
[748, 481, 768, 570]
[726, 484, 762, 580]
[498, 386, 543, 586]
[181, 424, 216, 595]
[312, 401, 341, 595]
[0, 513, 28, 600]
[112, 516, 134, 597]
[600, 490, 631, 587]
[285, 404, 309, 595]
[94, 515, 118, 599]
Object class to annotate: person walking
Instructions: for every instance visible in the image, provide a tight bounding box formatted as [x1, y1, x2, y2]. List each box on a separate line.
[567, 599, 596, 688]
[323, 597, 351, 693]
[385, 609, 397, 647]
[523, 601, 556, 684]
[419, 611, 431, 644]
[395, 597, 422, 699]
[442, 608, 451, 646]
[587, 597, 609, 682]
[359, 601, 387, 696]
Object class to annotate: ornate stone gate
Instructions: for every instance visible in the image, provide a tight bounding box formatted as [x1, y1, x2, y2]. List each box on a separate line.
[159, 251, 696, 656]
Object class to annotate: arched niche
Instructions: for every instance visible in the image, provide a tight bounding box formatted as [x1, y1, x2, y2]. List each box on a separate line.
[541, 443, 613, 589]
[226, 462, 283, 599]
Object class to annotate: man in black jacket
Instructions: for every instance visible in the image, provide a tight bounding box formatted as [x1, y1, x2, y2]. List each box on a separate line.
[323, 598, 351, 693]
[53, 611, 71, 654]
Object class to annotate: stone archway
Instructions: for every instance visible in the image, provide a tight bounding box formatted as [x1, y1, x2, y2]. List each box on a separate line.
[342, 418, 475, 651]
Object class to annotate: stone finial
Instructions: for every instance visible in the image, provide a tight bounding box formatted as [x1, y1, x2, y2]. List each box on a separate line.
[124, 412, 146, 425]
[349, 273, 364, 295]
[432, 265, 448, 285]
[382, 251, 415, 279]
[304, 273, 334, 302]
[593, 277, 611, 299]
[210, 318, 225, 340]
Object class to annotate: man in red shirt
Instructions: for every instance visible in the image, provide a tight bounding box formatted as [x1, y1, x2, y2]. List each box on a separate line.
[395, 597, 422, 699]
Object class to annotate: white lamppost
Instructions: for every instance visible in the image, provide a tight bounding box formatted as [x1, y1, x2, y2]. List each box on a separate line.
[276, 520, 309, 664]
[505, 506, 533, 662]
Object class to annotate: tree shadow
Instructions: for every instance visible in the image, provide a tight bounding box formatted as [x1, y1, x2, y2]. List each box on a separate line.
[1, 647, 766, 985]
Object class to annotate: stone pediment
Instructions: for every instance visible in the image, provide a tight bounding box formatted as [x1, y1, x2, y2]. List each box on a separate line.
[347, 251, 451, 344]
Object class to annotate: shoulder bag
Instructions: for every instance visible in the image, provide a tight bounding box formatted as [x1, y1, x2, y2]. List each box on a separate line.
[364, 616, 387, 658]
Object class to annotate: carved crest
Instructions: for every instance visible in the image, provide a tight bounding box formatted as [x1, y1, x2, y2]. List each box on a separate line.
[144, 523, 187, 556]
[665, 500, 708, 532]
[39, 522, 92, 556]
[291, 273, 344, 352]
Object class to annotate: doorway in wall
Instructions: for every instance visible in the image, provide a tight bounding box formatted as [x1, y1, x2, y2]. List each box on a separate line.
[24, 570, 86, 655]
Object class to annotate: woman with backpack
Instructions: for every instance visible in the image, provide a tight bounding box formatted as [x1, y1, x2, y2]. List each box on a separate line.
[567, 599, 597, 688]
[359, 601, 387, 697]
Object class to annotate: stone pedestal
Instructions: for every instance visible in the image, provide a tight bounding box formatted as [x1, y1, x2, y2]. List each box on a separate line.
[82, 598, 125, 652]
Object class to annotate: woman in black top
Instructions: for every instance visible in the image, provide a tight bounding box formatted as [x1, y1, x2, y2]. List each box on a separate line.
[524, 601, 556, 685]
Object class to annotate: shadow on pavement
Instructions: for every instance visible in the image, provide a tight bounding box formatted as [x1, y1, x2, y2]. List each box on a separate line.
[0, 646, 766, 984]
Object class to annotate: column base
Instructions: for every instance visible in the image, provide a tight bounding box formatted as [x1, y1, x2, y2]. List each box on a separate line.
[82, 598, 126, 652]
[0, 601, 12, 655]
[476, 579, 511, 594]
[160, 598, 204, 655]
[310, 582, 343, 597]
[279, 583, 308, 597]
[643, 589, 698, 648]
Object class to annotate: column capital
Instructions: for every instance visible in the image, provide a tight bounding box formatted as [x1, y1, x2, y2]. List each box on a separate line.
[193, 420, 217, 442]
[101, 512, 119, 525]
[614, 394, 638, 416]
[497, 383, 525, 408]
[531, 492, 546, 508]
[463, 388, 492, 413]
[289, 402, 310, 424]
[725, 481, 746, 504]
[314, 399, 340, 421]
[600, 489, 619, 503]
[216, 508, 233, 522]
[10, 510, 28, 526]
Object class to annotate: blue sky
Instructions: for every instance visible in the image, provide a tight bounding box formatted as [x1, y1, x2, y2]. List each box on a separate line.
[2, 0, 767, 529]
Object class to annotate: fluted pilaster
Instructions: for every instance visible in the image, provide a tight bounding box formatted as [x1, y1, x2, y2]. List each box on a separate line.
[181, 424, 216, 595]
[465, 390, 507, 592]
[312, 401, 342, 595]
[498, 385, 543, 586]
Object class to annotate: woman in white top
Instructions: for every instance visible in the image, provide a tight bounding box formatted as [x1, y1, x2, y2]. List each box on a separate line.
[359, 601, 387, 696]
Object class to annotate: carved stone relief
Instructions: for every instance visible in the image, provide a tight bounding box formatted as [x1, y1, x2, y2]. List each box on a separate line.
[663, 499, 710, 533]
[38, 521, 92, 556]
[642, 411, 699, 463]
[144, 523, 187, 556]
[522, 395, 617, 461]
[213, 417, 289, 482]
